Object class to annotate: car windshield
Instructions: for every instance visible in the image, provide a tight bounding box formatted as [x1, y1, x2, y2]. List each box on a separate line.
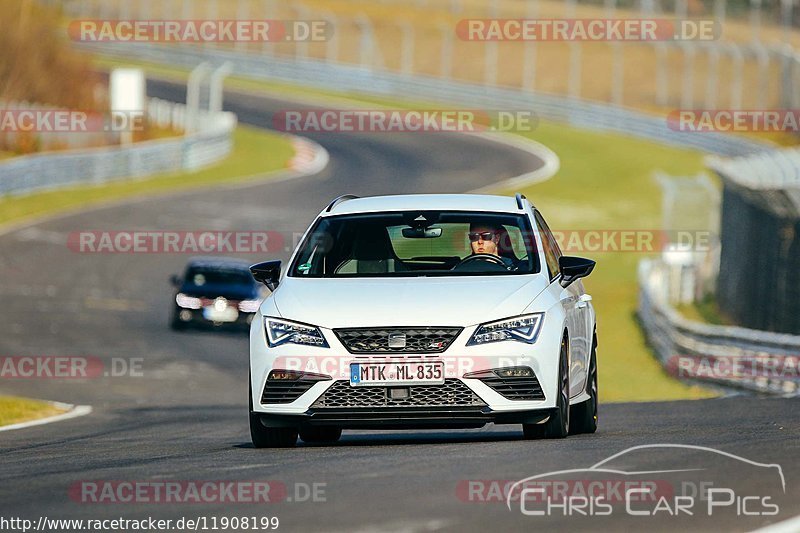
[185, 267, 253, 286]
[289, 211, 539, 277]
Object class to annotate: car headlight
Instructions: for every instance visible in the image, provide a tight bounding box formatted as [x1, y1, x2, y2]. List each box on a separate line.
[175, 293, 202, 309]
[238, 299, 261, 313]
[467, 313, 544, 346]
[264, 317, 329, 348]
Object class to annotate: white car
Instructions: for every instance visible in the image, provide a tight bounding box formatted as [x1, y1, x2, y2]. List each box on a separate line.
[248, 193, 597, 447]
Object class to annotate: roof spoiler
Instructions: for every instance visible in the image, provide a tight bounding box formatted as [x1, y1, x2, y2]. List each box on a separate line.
[325, 194, 359, 213]
[515, 193, 528, 210]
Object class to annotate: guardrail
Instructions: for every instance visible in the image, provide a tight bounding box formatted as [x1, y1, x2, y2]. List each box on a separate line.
[638, 258, 800, 397]
[0, 98, 236, 196]
[78, 42, 774, 158]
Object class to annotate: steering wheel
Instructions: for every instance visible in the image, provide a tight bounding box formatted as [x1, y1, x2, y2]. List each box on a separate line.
[453, 253, 508, 271]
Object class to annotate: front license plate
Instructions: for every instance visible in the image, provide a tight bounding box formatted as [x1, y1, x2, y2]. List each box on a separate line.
[349, 361, 445, 386]
[202, 306, 239, 323]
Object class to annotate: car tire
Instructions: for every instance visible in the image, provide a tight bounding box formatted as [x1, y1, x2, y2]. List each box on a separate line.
[569, 337, 598, 435]
[170, 312, 187, 331]
[299, 426, 342, 444]
[249, 375, 298, 448]
[523, 335, 570, 439]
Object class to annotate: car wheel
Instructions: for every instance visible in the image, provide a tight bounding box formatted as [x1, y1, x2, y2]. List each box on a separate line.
[170, 312, 187, 331]
[299, 426, 342, 444]
[523, 335, 570, 439]
[570, 337, 598, 435]
[249, 374, 298, 448]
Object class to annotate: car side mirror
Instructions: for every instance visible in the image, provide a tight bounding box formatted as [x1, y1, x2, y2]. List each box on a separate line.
[559, 256, 595, 287]
[169, 274, 181, 287]
[250, 260, 282, 291]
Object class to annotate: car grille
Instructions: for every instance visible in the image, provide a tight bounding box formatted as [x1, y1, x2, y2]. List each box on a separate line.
[478, 373, 546, 401]
[261, 378, 319, 404]
[333, 327, 462, 354]
[312, 380, 486, 408]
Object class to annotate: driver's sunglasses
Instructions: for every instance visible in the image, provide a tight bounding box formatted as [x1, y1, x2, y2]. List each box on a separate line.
[468, 231, 495, 242]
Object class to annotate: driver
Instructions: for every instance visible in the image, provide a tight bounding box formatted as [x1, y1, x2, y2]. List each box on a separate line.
[467, 223, 517, 270]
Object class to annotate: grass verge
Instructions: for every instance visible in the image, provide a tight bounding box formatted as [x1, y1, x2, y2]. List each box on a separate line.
[0, 396, 66, 427]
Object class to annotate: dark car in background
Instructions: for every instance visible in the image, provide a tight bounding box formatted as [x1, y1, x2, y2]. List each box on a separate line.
[170, 257, 265, 331]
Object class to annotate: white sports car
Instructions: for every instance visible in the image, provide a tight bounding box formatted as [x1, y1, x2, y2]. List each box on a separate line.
[249, 194, 597, 447]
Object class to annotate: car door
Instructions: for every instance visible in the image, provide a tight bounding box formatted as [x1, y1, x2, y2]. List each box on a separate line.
[534, 210, 588, 398]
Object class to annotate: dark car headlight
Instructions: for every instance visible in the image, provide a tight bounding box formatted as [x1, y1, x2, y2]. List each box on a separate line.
[467, 313, 544, 346]
[264, 317, 329, 348]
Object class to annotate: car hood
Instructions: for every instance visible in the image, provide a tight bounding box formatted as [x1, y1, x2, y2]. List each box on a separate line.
[270, 275, 548, 328]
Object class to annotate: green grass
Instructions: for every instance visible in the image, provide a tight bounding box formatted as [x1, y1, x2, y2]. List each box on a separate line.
[677, 296, 734, 326]
[0, 396, 65, 427]
[0, 126, 294, 228]
[91, 55, 717, 402]
[508, 123, 717, 402]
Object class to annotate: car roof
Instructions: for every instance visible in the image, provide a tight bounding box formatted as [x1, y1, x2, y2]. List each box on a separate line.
[323, 193, 528, 216]
[186, 256, 252, 270]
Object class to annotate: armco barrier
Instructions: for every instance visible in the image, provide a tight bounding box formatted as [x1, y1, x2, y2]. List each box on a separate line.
[638, 259, 800, 396]
[0, 98, 236, 196]
[76, 42, 774, 158]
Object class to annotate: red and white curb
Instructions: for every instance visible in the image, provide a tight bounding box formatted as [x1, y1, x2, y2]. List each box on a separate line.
[289, 136, 330, 175]
[0, 401, 92, 433]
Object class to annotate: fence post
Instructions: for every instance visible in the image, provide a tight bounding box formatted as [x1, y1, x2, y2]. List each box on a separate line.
[263, 0, 275, 56]
[323, 12, 339, 63]
[209, 62, 233, 114]
[294, 4, 310, 61]
[680, 42, 695, 109]
[439, 23, 453, 79]
[236, 0, 249, 53]
[705, 44, 719, 109]
[399, 22, 414, 75]
[655, 42, 668, 107]
[753, 43, 770, 109]
[355, 14, 374, 70]
[522, 1, 540, 92]
[186, 62, 211, 133]
[750, 0, 762, 42]
[727, 43, 744, 109]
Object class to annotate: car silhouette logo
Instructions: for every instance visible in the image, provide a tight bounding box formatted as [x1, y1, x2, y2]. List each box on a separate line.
[388, 333, 407, 348]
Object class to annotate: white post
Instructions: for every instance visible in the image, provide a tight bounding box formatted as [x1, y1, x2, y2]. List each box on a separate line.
[781, 0, 794, 45]
[753, 43, 770, 109]
[439, 23, 453, 79]
[236, 0, 249, 53]
[206, 0, 218, 49]
[355, 14, 374, 70]
[680, 42, 695, 109]
[294, 4, 310, 61]
[209, 62, 233, 113]
[399, 21, 414, 75]
[323, 12, 339, 63]
[484, 41, 498, 86]
[750, 0, 762, 43]
[566, 0, 580, 99]
[611, 42, 623, 105]
[263, 0, 275, 56]
[705, 45, 719, 109]
[522, 1, 539, 92]
[186, 62, 211, 134]
[727, 44, 744, 109]
[655, 42, 668, 107]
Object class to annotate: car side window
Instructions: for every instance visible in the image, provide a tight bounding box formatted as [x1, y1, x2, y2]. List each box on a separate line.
[534, 211, 560, 281]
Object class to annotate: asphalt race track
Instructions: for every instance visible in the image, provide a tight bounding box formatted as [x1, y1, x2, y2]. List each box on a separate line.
[0, 81, 797, 532]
